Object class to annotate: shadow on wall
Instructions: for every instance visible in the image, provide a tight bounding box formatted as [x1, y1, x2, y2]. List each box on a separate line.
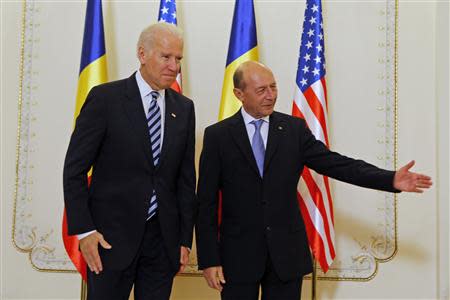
[317, 209, 429, 299]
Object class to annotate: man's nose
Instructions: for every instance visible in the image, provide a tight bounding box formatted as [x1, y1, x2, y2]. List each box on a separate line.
[168, 57, 178, 72]
[266, 88, 275, 99]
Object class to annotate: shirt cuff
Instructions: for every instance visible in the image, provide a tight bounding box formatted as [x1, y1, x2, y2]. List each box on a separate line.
[77, 230, 97, 240]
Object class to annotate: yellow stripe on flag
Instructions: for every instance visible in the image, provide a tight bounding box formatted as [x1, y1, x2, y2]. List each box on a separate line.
[73, 55, 108, 122]
[218, 47, 258, 121]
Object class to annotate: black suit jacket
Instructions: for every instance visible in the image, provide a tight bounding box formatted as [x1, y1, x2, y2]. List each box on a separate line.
[196, 110, 398, 283]
[63, 74, 196, 271]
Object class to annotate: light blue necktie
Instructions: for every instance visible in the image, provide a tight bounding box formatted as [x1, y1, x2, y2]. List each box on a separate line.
[147, 91, 160, 220]
[251, 119, 265, 178]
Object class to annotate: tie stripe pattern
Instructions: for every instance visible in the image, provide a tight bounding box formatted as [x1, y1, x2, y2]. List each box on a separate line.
[147, 91, 160, 220]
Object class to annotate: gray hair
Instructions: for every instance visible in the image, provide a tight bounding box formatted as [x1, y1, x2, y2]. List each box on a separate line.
[136, 22, 183, 56]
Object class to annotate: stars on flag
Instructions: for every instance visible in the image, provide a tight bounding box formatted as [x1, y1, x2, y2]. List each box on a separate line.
[158, 1, 177, 25]
[296, 0, 326, 92]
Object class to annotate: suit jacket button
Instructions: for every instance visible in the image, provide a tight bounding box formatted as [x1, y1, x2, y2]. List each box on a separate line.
[266, 226, 271, 231]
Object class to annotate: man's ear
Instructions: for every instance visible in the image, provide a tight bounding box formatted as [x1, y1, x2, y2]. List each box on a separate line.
[138, 46, 146, 64]
[233, 88, 243, 102]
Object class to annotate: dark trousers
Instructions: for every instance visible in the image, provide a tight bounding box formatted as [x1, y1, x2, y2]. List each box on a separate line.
[221, 256, 303, 300]
[87, 216, 177, 300]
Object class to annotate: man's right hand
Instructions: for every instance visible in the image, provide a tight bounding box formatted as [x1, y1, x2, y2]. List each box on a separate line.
[79, 232, 112, 274]
[203, 266, 226, 292]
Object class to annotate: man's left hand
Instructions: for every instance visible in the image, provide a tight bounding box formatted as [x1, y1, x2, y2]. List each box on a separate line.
[178, 246, 190, 274]
[394, 160, 432, 193]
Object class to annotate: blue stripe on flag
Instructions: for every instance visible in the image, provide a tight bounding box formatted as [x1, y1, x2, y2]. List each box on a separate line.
[226, 0, 258, 66]
[79, 0, 106, 73]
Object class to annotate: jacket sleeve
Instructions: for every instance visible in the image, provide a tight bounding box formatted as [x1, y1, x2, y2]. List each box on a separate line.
[299, 120, 399, 193]
[63, 87, 107, 235]
[196, 127, 222, 269]
[177, 101, 197, 248]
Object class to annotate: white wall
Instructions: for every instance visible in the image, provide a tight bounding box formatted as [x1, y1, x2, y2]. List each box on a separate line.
[1, 0, 448, 299]
[436, 1, 450, 299]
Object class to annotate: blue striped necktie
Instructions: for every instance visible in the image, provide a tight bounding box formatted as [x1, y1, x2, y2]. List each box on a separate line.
[251, 119, 265, 177]
[147, 91, 160, 220]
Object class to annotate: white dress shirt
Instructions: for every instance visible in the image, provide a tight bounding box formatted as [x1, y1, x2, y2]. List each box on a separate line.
[241, 107, 270, 148]
[77, 70, 166, 240]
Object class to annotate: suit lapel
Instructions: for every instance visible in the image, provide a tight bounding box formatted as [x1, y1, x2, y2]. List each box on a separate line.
[264, 112, 284, 173]
[229, 110, 261, 177]
[122, 73, 154, 168]
[157, 89, 178, 169]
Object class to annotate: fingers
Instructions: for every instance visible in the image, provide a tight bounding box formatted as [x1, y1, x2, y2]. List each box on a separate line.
[180, 247, 189, 266]
[416, 182, 432, 188]
[177, 247, 190, 275]
[81, 240, 102, 274]
[411, 173, 433, 192]
[217, 267, 226, 284]
[178, 264, 186, 274]
[99, 236, 112, 250]
[79, 233, 111, 275]
[402, 160, 415, 171]
[417, 174, 432, 181]
[203, 267, 225, 292]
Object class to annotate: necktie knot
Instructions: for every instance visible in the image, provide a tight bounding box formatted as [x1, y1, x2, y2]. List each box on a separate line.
[251, 119, 264, 131]
[150, 91, 159, 102]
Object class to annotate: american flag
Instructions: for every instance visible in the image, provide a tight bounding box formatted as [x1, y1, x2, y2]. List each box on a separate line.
[158, 0, 182, 93]
[292, 0, 335, 273]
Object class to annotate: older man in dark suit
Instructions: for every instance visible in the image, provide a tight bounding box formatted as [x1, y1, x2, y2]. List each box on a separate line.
[196, 61, 431, 300]
[63, 23, 196, 300]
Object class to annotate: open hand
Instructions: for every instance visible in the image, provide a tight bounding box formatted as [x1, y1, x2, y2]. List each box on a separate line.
[79, 232, 112, 274]
[203, 266, 226, 292]
[393, 160, 432, 193]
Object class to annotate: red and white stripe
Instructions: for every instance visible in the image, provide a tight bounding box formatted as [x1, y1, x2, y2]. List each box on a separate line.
[171, 73, 182, 93]
[292, 78, 335, 273]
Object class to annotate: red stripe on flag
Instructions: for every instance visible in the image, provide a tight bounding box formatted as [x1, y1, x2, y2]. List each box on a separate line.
[301, 167, 336, 259]
[321, 78, 328, 111]
[322, 175, 335, 225]
[292, 101, 305, 120]
[170, 80, 181, 93]
[297, 192, 330, 272]
[62, 210, 87, 281]
[63, 175, 91, 281]
[303, 87, 329, 146]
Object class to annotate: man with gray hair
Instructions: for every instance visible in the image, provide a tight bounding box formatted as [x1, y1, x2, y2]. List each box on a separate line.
[196, 61, 432, 300]
[63, 22, 196, 300]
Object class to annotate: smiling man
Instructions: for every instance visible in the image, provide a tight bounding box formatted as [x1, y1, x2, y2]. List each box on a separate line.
[63, 23, 196, 300]
[196, 61, 432, 300]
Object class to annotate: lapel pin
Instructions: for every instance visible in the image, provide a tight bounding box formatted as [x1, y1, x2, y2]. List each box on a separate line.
[171, 113, 177, 118]
[278, 126, 283, 130]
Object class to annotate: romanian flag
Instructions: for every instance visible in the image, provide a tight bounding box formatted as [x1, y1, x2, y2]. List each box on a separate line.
[62, 0, 107, 281]
[216, 0, 258, 227]
[218, 0, 259, 121]
[158, 0, 182, 93]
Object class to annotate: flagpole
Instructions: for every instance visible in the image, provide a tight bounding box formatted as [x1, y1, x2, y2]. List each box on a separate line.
[311, 259, 317, 300]
[80, 280, 87, 300]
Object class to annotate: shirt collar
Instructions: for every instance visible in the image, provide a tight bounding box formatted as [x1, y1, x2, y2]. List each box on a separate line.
[135, 69, 165, 100]
[241, 107, 270, 125]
